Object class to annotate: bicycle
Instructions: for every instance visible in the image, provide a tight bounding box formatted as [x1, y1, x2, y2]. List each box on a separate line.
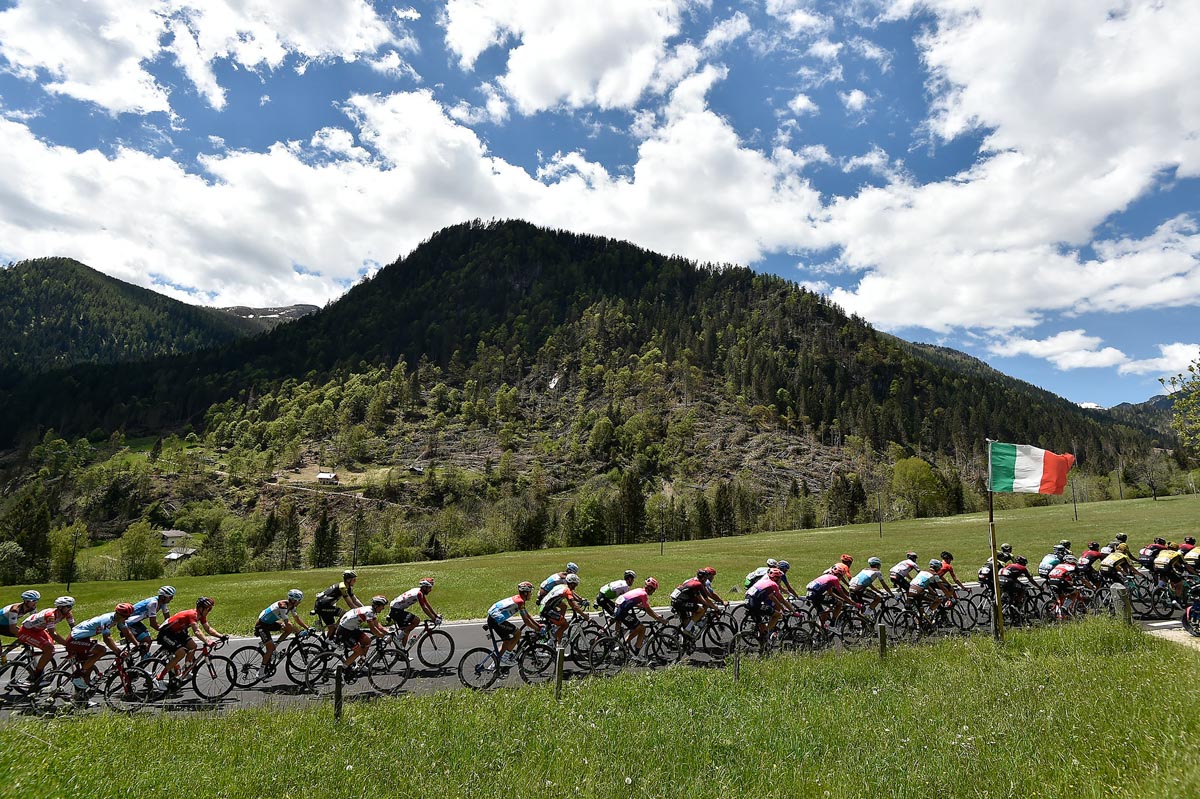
[143, 638, 236, 702]
[230, 629, 320, 689]
[457, 624, 558, 690]
[654, 607, 735, 665]
[404, 617, 456, 670]
[303, 633, 412, 697]
[586, 618, 677, 676]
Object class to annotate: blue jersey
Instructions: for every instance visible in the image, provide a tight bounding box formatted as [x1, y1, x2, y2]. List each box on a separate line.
[126, 596, 166, 626]
[71, 612, 122, 641]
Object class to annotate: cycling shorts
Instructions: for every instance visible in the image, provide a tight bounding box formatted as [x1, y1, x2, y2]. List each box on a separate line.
[540, 609, 564, 625]
[614, 608, 641, 631]
[595, 596, 617, 617]
[335, 626, 369, 650]
[157, 626, 191, 653]
[16, 628, 53, 648]
[891, 576, 911, 593]
[314, 602, 340, 627]
[126, 621, 152, 642]
[388, 608, 417, 628]
[254, 620, 283, 644]
[486, 616, 518, 641]
[66, 639, 101, 660]
[670, 600, 698, 619]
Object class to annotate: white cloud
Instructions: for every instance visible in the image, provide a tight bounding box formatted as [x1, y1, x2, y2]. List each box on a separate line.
[765, 1, 831, 36]
[1118, 343, 1200, 376]
[370, 51, 420, 81]
[1077, 401, 1102, 410]
[787, 93, 819, 116]
[808, 39, 842, 61]
[447, 82, 510, 126]
[441, 0, 702, 114]
[988, 330, 1127, 370]
[849, 36, 891, 71]
[839, 88, 869, 112]
[702, 13, 751, 51]
[0, 0, 401, 115]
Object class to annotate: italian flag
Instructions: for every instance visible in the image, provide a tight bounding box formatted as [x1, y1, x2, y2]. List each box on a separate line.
[988, 441, 1075, 494]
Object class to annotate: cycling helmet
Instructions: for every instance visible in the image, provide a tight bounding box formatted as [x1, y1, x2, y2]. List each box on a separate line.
[840, 554, 854, 566]
[1016, 556, 1029, 566]
[928, 559, 943, 571]
[832, 563, 850, 577]
[517, 581, 534, 594]
[1058, 540, 1071, 549]
[1167, 541, 1178, 550]
[1063, 555, 1078, 565]
[1116, 543, 1129, 553]
[1114, 533, 1128, 543]
[565, 562, 579, 574]
[1000, 543, 1013, 552]
[54, 596, 75, 609]
[1053, 544, 1067, 555]
[196, 596, 215, 610]
[370, 595, 388, 606]
[905, 551, 918, 560]
[1087, 542, 1099, 551]
[867, 557, 882, 568]
[343, 570, 357, 580]
[565, 574, 580, 587]
[777, 560, 790, 572]
[766, 558, 778, 568]
[20, 590, 40, 603]
[158, 585, 176, 599]
[419, 578, 435, 589]
[287, 589, 304, 603]
[644, 577, 659, 591]
[1185, 536, 1196, 545]
[940, 551, 953, 562]
[623, 570, 636, 582]
[1154, 537, 1166, 545]
[767, 568, 784, 580]
[115, 602, 135, 617]
[698, 566, 716, 578]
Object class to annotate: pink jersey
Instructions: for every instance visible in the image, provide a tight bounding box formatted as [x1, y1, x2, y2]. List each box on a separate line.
[615, 588, 650, 613]
[746, 577, 778, 599]
[806, 573, 841, 592]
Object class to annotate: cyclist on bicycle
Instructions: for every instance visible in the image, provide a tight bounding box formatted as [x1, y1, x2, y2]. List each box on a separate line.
[388, 578, 440, 649]
[251, 588, 311, 678]
[487, 582, 541, 664]
[154, 597, 228, 689]
[596, 570, 637, 619]
[936, 551, 967, 600]
[831, 555, 854, 586]
[337, 595, 390, 674]
[774, 561, 801, 599]
[1184, 542, 1200, 575]
[1180, 536, 1196, 555]
[671, 568, 722, 637]
[743, 558, 779, 589]
[806, 568, 850, 626]
[1138, 538, 1167, 570]
[19, 596, 75, 686]
[978, 546, 1012, 594]
[313, 570, 362, 638]
[540, 574, 588, 643]
[67, 602, 135, 693]
[747, 567, 792, 639]
[889, 552, 919, 593]
[1038, 545, 1068, 578]
[848, 558, 891, 609]
[613, 578, 667, 654]
[1076, 542, 1103, 582]
[1151, 543, 1187, 606]
[997, 556, 1036, 605]
[1046, 557, 1086, 615]
[907, 560, 946, 622]
[538, 562, 579, 604]
[123, 585, 175, 656]
[1, 590, 40, 651]
[1097, 544, 1135, 584]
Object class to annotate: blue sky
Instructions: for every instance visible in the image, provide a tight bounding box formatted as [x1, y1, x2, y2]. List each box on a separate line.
[0, 0, 1198, 409]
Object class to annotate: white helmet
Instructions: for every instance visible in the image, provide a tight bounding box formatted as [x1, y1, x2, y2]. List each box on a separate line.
[54, 595, 76, 609]
[287, 589, 304, 603]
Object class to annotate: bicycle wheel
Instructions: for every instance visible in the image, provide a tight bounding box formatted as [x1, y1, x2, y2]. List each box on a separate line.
[229, 644, 267, 688]
[0, 660, 34, 698]
[835, 612, 874, 647]
[457, 647, 501, 690]
[104, 667, 155, 712]
[305, 651, 345, 696]
[366, 646, 410, 696]
[517, 643, 557, 684]
[416, 629, 456, 669]
[28, 668, 75, 715]
[646, 627, 684, 667]
[567, 623, 603, 670]
[191, 655, 235, 702]
[699, 620, 736, 659]
[286, 638, 327, 685]
[586, 636, 627, 677]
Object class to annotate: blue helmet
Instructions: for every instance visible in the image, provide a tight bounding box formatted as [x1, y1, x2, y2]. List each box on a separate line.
[565, 562, 579, 574]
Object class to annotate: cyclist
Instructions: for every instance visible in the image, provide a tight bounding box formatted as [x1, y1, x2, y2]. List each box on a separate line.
[313, 570, 362, 638]
[1, 590, 40, 654]
[596, 570, 637, 620]
[1151, 543, 1187, 606]
[540, 574, 589, 643]
[832, 554, 854, 585]
[19, 596, 75, 686]
[1106, 532, 1129, 552]
[746, 568, 792, 640]
[251, 589, 311, 679]
[698, 565, 726, 606]
[336, 595, 390, 674]
[806, 569, 850, 626]
[67, 602, 135, 693]
[154, 597, 228, 690]
[1184, 542, 1200, 575]
[775, 560, 801, 599]
[998, 543, 1015, 564]
[487, 582, 541, 664]
[743, 558, 779, 589]
[123, 585, 175, 656]
[889, 552, 919, 593]
[670, 568, 722, 636]
[612, 578, 667, 655]
[1137, 538, 1167, 570]
[848, 558, 891, 609]
[1180, 536, 1196, 555]
[907, 560, 946, 622]
[1098, 543, 1136, 585]
[997, 556, 1037, 608]
[388, 578, 440, 649]
[936, 551, 967, 599]
[1046, 557, 1086, 616]
[1076, 542, 1103, 580]
[1057, 540, 1073, 556]
[538, 562, 579, 604]
[1038, 544, 1067, 578]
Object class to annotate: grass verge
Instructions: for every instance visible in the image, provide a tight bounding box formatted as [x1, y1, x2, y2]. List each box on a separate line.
[1, 618, 1197, 798]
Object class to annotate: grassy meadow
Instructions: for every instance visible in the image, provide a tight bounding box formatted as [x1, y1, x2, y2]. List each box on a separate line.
[1, 618, 1197, 798]
[23, 494, 1200, 634]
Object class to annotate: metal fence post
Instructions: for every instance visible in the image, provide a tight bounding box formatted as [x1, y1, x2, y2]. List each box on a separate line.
[1110, 583, 1133, 626]
[554, 645, 565, 700]
[334, 665, 344, 720]
[733, 646, 740, 682]
[877, 623, 887, 659]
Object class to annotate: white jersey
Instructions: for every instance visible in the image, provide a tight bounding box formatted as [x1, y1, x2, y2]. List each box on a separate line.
[338, 606, 377, 630]
[890, 559, 918, 580]
[390, 588, 422, 611]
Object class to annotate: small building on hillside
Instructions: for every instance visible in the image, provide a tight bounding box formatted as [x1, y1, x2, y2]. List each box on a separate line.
[164, 547, 197, 563]
[160, 529, 190, 548]
[317, 472, 339, 485]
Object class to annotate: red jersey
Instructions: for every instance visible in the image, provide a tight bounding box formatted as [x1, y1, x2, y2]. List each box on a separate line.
[165, 609, 203, 633]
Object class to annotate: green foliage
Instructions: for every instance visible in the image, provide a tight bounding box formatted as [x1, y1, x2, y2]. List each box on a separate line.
[118, 521, 163, 581]
[1162, 354, 1200, 456]
[49, 521, 88, 583]
[891, 457, 944, 518]
[0, 541, 25, 585]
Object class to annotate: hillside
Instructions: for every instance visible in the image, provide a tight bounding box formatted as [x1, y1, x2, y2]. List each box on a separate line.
[0, 257, 261, 385]
[216, 304, 320, 331]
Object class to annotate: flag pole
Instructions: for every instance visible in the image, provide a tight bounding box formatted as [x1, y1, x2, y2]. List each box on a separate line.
[986, 439, 1005, 643]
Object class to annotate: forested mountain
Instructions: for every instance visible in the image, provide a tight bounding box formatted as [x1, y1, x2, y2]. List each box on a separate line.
[0, 221, 1153, 467]
[1106, 394, 1174, 437]
[0, 257, 261, 386]
[216, 304, 320, 331]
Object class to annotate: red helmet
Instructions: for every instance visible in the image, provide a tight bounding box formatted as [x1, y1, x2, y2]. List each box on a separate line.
[767, 568, 783, 580]
[644, 577, 659, 591]
[698, 566, 716, 578]
[832, 563, 850, 577]
[839, 554, 854, 566]
[115, 602, 135, 617]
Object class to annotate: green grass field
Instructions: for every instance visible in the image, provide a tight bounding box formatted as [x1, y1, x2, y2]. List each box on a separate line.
[1, 618, 1196, 798]
[27, 494, 1200, 633]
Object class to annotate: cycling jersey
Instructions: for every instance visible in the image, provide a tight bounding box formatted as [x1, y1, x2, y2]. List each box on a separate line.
[71, 612, 123, 640]
[1153, 549, 1183, 574]
[258, 600, 295, 625]
[1038, 554, 1061, 577]
[598, 579, 630, 600]
[1180, 542, 1195, 554]
[746, 577, 778, 601]
[1138, 544, 1164, 567]
[889, 559, 918, 580]
[998, 563, 1031, 585]
[849, 568, 884, 590]
[390, 588, 422, 611]
[1077, 550, 1102, 572]
[541, 584, 574, 611]
[1184, 548, 1200, 569]
[488, 595, 525, 624]
[1099, 551, 1132, 572]
[911, 570, 942, 590]
[1, 602, 25, 629]
[615, 588, 650, 615]
[539, 573, 567, 593]
[316, 582, 354, 604]
[338, 606, 377, 630]
[1047, 563, 1077, 582]
[744, 567, 769, 587]
[21, 608, 67, 630]
[671, 578, 705, 602]
[806, 573, 839, 593]
[936, 562, 958, 583]
[125, 596, 165, 626]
